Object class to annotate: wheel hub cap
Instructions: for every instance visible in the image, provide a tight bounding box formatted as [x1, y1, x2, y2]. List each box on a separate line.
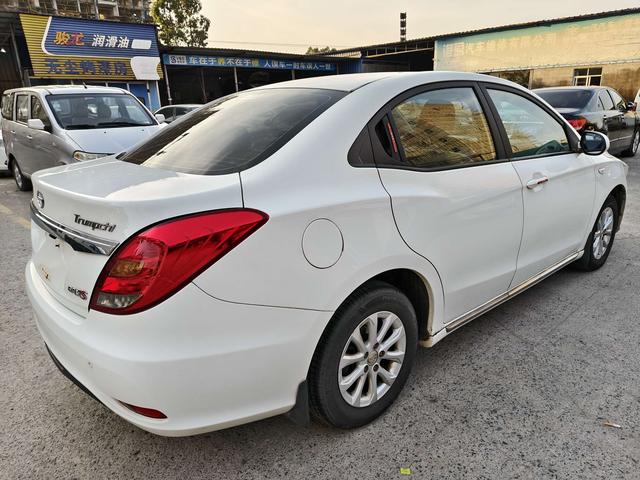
[366, 351, 379, 366]
[338, 311, 406, 408]
[592, 206, 614, 260]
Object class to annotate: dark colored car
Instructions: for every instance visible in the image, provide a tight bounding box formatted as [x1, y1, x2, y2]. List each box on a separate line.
[534, 86, 639, 157]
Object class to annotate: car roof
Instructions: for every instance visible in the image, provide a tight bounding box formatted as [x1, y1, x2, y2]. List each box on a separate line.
[3, 85, 130, 96]
[257, 71, 522, 92]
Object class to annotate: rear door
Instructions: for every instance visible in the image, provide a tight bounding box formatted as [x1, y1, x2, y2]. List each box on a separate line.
[375, 82, 524, 323]
[600, 89, 624, 151]
[609, 88, 635, 151]
[13, 93, 32, 174]
[483, 85, 596, 287]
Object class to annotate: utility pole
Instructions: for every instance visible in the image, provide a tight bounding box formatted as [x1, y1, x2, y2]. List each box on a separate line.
[93, 0, 100, 19]
[400, 12, 407, 42]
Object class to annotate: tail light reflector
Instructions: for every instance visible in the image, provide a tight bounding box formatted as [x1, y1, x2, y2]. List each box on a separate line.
[120, 401, 167, 419]
[567, 118, 587, 131]
[90, 209, 268, 315]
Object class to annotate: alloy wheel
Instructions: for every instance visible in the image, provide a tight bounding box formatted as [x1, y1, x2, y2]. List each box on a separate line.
[13, 163, 23, 189]
[592, 206, 614, 260]
[338, 311, 406, 408]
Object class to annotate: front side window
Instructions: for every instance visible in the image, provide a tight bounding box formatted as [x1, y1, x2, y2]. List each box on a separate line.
[391, 87, 496, 169]
[16, 95, 29, 123]
[121, 88, 344, 175]
[1, 93, 13, 120]
[46, 93, 155, 130]
[488, 89, 570, 159]
[31, 96, 51, 128]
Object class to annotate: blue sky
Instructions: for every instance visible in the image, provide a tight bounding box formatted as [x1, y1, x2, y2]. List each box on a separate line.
[201, 0, 640, 53]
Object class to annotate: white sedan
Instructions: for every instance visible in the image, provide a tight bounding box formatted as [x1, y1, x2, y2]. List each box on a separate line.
[26, 72, 627, 436]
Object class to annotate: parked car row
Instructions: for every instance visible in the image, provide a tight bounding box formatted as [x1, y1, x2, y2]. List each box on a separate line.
[0, 85, 202, 190]
[534, 86, 640, 157]
[23, 72, 627, 436]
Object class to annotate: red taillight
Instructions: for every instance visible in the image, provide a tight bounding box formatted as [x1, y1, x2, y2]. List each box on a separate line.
[567, 118, 588, 131]
[90, 209, 268, 315]
[120, 401, 167, 419]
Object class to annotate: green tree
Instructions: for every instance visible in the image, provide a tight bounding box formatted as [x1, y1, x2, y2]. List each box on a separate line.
[151, 0, 211, 47]
[306, 46, 337, 55]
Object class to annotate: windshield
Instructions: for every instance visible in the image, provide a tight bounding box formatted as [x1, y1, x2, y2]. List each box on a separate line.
[120, 88, 345, 175]
[47, 93, 155, 130]
[535, 89, 594, 110]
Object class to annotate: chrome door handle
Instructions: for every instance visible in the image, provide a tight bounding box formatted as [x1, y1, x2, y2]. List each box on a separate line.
[26, 134, 33, 140]
[526, 176, 549, 189]
[10, 130, 16, 134]
[598, 167, 607, 174]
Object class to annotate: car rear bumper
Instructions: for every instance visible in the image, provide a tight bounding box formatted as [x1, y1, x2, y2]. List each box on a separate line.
[26, 260, 331, 436]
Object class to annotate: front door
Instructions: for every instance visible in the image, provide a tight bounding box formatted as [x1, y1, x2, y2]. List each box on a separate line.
[483, 86, 596, 287]
[28, 95, 57, 173]
[375, 84, 524, 323]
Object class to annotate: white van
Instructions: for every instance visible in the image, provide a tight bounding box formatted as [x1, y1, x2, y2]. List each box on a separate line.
[1, 85, 165, 190]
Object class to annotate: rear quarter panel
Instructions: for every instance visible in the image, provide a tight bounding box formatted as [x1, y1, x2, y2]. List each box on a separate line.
[191, 75, 461, 335]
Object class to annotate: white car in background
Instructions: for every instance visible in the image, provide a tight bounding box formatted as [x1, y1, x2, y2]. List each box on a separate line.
[1, 86, 164, 190]
[26, 72, 627, 436]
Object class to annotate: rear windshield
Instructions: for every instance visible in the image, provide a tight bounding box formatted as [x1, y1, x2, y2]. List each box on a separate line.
[47, 93, 155, 129]
[120, 88, 345, 175]
[535, 89, 594, 109]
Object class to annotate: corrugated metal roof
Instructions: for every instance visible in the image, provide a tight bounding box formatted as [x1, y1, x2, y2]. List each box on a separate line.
[327, 7, 640, 55]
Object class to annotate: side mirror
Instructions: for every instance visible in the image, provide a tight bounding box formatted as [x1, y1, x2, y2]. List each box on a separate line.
[27, 118, 46, 131]
[627, 101, 636, 112]
[154, 113, 165, 124]
[580, 131, 609, 155]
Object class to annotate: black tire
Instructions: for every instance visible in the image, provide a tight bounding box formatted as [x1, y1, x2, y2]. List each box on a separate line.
[621, 128, 639, 157]
[11, 159, 32, 192]
[309, 280, 418, 428]
[573, 195, 619, 271]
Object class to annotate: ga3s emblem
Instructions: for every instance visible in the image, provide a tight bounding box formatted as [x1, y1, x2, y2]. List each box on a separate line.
[67, 285, 88, 301]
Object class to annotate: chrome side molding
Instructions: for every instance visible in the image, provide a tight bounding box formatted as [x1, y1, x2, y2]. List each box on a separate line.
[30, 202, 119, 256]
[444, 250, 583, 334]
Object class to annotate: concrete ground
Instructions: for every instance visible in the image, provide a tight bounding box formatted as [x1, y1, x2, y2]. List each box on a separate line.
[0, 153, 638, 480]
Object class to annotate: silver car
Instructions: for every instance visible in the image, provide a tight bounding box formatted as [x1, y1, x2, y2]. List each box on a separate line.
[1, 85, 164, 191]
[154, 103, 201, 123]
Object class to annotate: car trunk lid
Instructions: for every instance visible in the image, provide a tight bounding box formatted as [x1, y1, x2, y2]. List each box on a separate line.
[30, 157, 243, 317]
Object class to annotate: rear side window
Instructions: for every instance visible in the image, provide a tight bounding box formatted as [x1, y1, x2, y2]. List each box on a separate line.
[1, 93, 13, 120]
[609, 89, 626, 110]
[599, 90, 615, 110]
[391, 87, 496, 169]
[488, 89, 570, 159]
[16, 95, 29, 123]
[121, 88, 345, 175]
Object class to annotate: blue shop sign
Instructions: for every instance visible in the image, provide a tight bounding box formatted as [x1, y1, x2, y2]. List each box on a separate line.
[42, 16, 160, 58]
[163, 54, 336, 71]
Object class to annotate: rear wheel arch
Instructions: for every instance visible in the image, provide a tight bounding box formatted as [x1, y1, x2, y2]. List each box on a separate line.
[610, 184, 626, 232]
[325, 268, 432, 343]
